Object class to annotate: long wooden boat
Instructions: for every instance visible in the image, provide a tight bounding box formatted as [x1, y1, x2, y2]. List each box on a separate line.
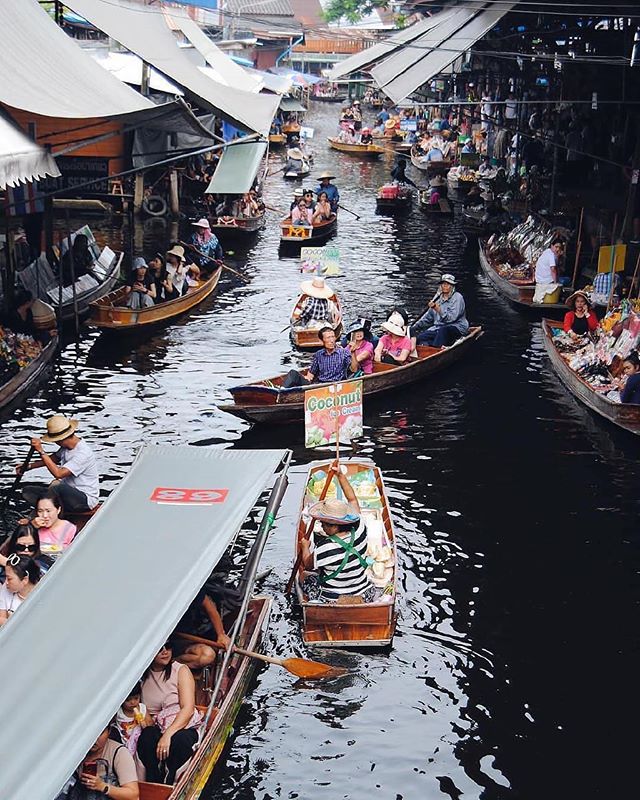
[447, 174, 478, 192]
[327, 138, 384, 157]
[269, 133, 286, 146]
[88, 267, 222, 332]
[410, 144, 453, 176]
[289, 290, 343, 350]
[282, 121, 301, 135]
[478, 240, 567, 313]
[312, 95, 345, 103]
[0, 335, 57, 416]
[219, 326, 483, 422]
[376, 186, 412, 213]
[280, 214, 337, 246]
[50, 251, 123, 321]
[210, 210, 265, 239]
[283, 163, 310, 180]
[542, 319, 640, 436]
[419, 193, 454, 217]
[293, 458, 397, 648]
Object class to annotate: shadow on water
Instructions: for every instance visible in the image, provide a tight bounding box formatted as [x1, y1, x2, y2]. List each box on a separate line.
[1, 104, 638, 800]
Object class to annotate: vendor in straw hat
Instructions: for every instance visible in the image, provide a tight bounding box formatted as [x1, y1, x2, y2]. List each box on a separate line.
[315, 171, 340, 212]
[294, 277, 337, 328]
[189, 217, 223, 268]
[563, 290, 599, 338]
[18, 415, 99, 512]
[299, 460, 372, 600]
[409, 273, 469, 349]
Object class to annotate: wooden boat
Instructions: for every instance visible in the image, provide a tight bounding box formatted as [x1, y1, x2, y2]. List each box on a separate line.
[280, 214, 337, 247]
[419, 193, 453, 216]
[410, 144, 453, 176]
[293, 458, 397, 648]
[0, 335, 57, 416]
[542, 319, 640, 436]
[269, 133, 286, 146]
[282, 121, 301, 135]
[327, 138, 384, 157]
[447, 174, 478, 192]
[478, 240, 567, 313]
[219, 327, 483, 422]
[283, 163, 310, 180]
[210, 210, 265, 239]
[312, 94, 345, 103]
[88, 267, 222, 332]
[376, 185, 413, 213]
[289, 290, 343, 350]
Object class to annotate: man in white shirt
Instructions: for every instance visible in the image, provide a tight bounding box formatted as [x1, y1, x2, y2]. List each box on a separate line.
[533, 239, 564, 303]
[505, 93, 518, 125]
[18, 414, 100, 511]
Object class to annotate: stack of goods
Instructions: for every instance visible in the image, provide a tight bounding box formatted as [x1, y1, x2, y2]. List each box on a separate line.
[379, 184, 400, 199]
[0, 326, 43, 386]
[485, 216, 556, 281]
[551, 301, 640, 400]
[447, 165, 478, 186]
[306, 468, 381, 509]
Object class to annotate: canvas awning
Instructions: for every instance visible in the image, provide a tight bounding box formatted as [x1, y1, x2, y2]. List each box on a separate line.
[0, 115, 60, 189]
[0, 445, 287, 800]
[65, 0, 279, 134]
[245, 68, 293, 95]
[280, 97, 307, 112]
[326, 11, 454, 80]
[205, 140, 267, 194]
[372, 3, 516, 104]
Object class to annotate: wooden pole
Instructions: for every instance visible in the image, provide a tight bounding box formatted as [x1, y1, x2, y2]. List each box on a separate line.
[570, 207, 584, 290]
[606, 214, 619, 312]
[65, 210, 79, 338]
[629, 251, 640, 299]
[169, 169, 180, 217]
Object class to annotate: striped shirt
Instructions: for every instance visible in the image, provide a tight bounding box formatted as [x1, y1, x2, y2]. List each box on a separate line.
[309, 346, 351, 383]
[313, 518, 370, 596]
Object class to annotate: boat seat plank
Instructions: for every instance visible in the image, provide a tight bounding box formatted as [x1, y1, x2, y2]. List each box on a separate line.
[139, 782, 173, 800]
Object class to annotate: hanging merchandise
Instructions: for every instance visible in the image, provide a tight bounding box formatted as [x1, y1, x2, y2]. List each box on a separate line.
[0, 326, 43, 387]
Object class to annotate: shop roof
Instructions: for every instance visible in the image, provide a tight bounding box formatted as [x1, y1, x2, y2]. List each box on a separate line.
[206, 140, 268, 194]
[0, 115, 60, 189]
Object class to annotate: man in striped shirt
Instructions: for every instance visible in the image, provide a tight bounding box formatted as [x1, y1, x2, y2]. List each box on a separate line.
[300, 465, 371, 600]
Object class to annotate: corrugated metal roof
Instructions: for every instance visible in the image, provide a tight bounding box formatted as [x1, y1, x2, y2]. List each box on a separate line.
[226, 0, 295, 15]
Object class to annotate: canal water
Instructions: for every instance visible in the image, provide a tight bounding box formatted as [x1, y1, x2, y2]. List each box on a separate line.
[2, 105, 638, 800]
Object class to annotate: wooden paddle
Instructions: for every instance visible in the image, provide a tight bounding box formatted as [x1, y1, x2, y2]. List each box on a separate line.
[1, 445, 35, 512]
[285, 459, 338, 594]
[338, 203, 360, 220]
[176, 632, 346, 680]
[178, 241, 250, 284]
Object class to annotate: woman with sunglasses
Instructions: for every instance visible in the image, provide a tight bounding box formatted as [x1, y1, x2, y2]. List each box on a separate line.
[0, 522, 53, 576]
[137, 640, 202, 784]
[0, 554, 40, 625]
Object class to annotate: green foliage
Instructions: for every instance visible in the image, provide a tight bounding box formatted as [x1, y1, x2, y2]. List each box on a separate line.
[322, 0, 389, 24]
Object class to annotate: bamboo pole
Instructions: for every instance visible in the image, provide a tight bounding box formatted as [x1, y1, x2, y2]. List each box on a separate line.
[570, 208, 584, 290]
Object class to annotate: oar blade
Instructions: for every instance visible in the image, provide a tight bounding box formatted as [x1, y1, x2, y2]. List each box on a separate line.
[282, 657, 348, 680]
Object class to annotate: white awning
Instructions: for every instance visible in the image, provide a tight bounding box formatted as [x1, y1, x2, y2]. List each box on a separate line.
[87, 48, 184, 96]
[65, 0, 279, 134]
[0, 116, 60, 189]
[372, 3, 516, 104]
[0, 445, 287, 800]
[1, 0, 160, 118]
[325, 12, 453, 80]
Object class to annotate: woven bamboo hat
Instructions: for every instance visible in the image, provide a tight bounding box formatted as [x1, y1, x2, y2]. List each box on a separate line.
[309, 498, 360, 524]
[300, 276, 334, 299]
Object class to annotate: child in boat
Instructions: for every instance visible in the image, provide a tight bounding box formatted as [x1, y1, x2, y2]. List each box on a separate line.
[114, 683, 153, 759]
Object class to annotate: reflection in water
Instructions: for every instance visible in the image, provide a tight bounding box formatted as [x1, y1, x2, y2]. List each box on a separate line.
[0, 104, 638, 800]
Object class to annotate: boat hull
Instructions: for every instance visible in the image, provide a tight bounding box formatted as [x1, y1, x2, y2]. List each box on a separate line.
[54, 252, 123, 321]
[220, 327, 483, 422]
[89, 268, 222, 332]
[419, 194, 453, 216]
[478, 241, 566, 313]
[280, 215, 337, 246]
[0, 335, 58, 416]
[376, 194, 412, 213]
[542, 319, 640, 436]
[327, 138, 384, 157]
[210, 212, 265, 239]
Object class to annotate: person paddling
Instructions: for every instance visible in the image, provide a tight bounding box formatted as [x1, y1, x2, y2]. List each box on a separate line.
[17, 415, 99, 513]
[315, 171, 340, 213]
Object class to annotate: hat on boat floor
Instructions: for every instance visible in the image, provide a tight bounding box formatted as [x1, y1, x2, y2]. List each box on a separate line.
[42, 414, 78, 443]
[381, 311, 407, 337]
[191, 218, 211, 229]
[316, 170, 336, 180]
[301, 276, 334, 299]
[309, 498, 360, 524]
[566, 290, 592, 310]
[440, 273, 457, 286]
[166, 245, 186, 262]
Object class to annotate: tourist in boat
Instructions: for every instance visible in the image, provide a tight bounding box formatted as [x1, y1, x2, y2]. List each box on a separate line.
[409, 274, 469, 348]
[620, 352, 640, 404]
[68, 721, 140, 799]
[299, 466, 372, 600]
[533, 238, 564, 303]
[390, 157, 417, 187]
[563, 291, 599, 337]
[189, 218, 223, 267]
[147, 254, 166, 304]
[426, 142, 444, 162]
[172, 589, 232, 670]
[351, 100, 362, 123]
[302, 189, 316, 213]
[294, 277, 336, 327]
[312, 191, 332, 224]
[374, 312, 412, 365]
[0, 555, 40, 625]
[114, 682, 153, 762]
[289, 187, 304, 212]
[315, 171, 340, 212]
[137, 640, 202, 784]
[60, 233, 93, 285]
[283, 327, 357, 388]
[19, 414, 99, 513]
[292, 198, 313, 227]
[164, 245, 190, 298]
[125, 259, 156, 310]
[32, 489, 77, 559]
[360, 127, 373, 145]
[0, 522, 53, 576]
[240, 192, 260, 218]
[340, 317, 378, 349]
[346, 319, 375, 375]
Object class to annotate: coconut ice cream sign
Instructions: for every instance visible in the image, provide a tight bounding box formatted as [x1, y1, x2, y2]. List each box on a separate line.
[304, 380, 363, 448]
